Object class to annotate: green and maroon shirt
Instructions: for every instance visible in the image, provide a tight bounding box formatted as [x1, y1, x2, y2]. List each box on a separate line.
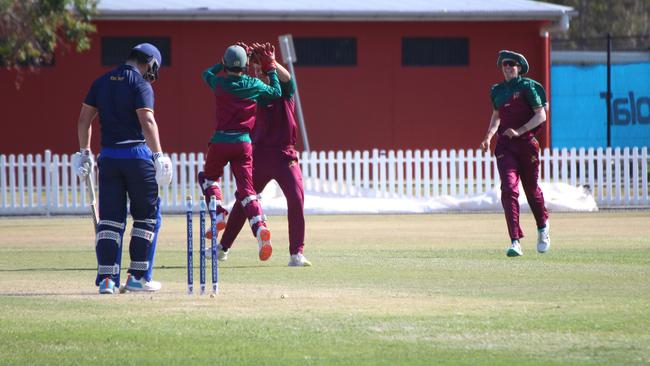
[252, 80, 297, 148]
[202, 63, 282, 143]
[490, 76, 547, 139]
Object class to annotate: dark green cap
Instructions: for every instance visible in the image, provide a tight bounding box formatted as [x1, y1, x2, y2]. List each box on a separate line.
[497, 50, 529, 75]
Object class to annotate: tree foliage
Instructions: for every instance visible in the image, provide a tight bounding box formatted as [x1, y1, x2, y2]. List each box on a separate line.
[0, 0, 97, 69]
[546, 0, 650, 50]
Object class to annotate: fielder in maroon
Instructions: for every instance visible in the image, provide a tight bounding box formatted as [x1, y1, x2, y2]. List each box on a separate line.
[480, 50, 551, 257]
[200, 42, 281, 261]
[219, 50, 311, 267]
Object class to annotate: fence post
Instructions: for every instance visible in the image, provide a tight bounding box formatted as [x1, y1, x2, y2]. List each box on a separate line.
[475, 149, 483, 195]
[44, 150, 52, 216]
[405, 150, 413, 197]
[336, 150, 344, 194]
[345, 150, 354, 195]
[362, 150, 370, 192]
[414, 150, 421, 198]
[0, 155, 6, 208]
[441, 150, 448, 196]
[431, 150, 439, 197]
[453, 149, 466, 197]
[642, 147, 648, 203]
[423, 150, 431, 198]
[393, 150, 402, 197]
[623, 147, 631, 205]
[353, 151, 361, 195]
[327, 151, 336, 194]
[467, 149, 474, 196]
[605, 148, 613, 205]
[570, 147, 577, 186]
[310, 151, 319, 192]
[614, 147, 622, 204]
[587, 148, 595, 198]
[51, 154, 60, 214]
[319, 151, 327, 193]
[378, 149, 387, 197]
[631, 147, 639, 205]
[9, 155, 16, 209]
[26, 154, 34, 208]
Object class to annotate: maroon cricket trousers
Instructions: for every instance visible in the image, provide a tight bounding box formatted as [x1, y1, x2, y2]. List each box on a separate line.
[220, 146, 305, 254]
[494, 136, 549, 240]
[203, 141, 265, 235]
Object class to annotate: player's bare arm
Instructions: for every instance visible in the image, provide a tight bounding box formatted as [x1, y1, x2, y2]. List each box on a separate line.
[77, 104, 97, 150]
[274, 61, 291, 83]
[136, 109, 163, 153]
[481, 109, 500, 151]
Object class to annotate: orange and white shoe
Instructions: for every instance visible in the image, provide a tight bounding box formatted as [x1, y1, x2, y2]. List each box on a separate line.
[205, 212, 227, 240]
[256, 226, 272, 261]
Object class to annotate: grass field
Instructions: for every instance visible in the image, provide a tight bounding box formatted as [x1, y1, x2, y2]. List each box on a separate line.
[1, 212, 649, 365]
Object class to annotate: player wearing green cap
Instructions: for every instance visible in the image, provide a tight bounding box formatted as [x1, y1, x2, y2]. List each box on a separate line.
[480, 50, 551, 257]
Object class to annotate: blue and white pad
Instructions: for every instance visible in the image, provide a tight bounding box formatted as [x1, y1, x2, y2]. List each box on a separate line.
[94, 219, 126, 286]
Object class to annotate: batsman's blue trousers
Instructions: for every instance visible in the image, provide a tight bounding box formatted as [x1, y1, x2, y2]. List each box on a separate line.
[94, 144, 161, 286]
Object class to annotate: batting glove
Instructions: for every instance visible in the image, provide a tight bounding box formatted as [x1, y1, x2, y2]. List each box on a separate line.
[72, 149, 94, 178]
[153, 152, 173, 187]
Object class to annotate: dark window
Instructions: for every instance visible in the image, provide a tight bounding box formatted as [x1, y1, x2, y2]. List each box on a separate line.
[101, 37, 171, 66]
[293, 37, 356, 66]
[402, 37, 469, 66]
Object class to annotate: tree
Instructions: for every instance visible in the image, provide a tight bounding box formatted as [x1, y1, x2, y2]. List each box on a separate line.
[546, 0, 650, 50]
[0, 0, 97, 80]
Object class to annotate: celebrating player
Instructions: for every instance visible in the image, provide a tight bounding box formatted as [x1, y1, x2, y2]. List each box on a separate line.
[217, 42, 311, 267]
[73, 43, 173, 294]
[198, 42, 282, 261]
[480, 50, 551, 257]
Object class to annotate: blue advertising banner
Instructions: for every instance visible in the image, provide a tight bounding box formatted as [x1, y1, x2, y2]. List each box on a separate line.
[551, 63, 650, 148]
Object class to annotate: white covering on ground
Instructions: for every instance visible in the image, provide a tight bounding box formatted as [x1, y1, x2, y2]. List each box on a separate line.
[254, 181, 598, 214]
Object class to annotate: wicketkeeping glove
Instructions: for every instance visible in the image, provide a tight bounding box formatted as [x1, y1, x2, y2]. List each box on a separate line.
[153, 152, 173, 187]
[72, 149, 94, 178]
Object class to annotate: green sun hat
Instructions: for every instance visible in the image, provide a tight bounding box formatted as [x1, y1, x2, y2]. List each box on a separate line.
[497, 50, 529, 75]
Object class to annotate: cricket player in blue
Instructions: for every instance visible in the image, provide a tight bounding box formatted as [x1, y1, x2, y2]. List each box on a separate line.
[72, 43, 173, 294]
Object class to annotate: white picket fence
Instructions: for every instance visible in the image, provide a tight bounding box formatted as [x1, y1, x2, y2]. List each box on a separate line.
[0, 147, 648, 215]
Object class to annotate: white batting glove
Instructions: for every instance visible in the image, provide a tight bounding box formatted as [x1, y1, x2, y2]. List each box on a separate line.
[153, 152, 173, 187]
[72, 149, 94, 177]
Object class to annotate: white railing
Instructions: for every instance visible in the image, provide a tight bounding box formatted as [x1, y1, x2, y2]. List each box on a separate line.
[0, 147, 648, 215]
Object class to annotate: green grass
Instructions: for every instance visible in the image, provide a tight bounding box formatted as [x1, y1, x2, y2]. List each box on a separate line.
[0, 212, 649, 365]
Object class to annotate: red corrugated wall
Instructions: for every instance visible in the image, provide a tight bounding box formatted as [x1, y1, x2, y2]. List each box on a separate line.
[0, 20, 549, 154]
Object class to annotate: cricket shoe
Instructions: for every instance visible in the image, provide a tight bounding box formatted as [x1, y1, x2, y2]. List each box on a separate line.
[205, 244, 229, 261]
[99, 278, 116, 295]
[537, 222, 551, 253]
[205, 212, 227, 240]
[506, 240, 523, 257]
[124, 274, 162, 292]
[288, 253, 312, 267]
[256, 226, 272, 261]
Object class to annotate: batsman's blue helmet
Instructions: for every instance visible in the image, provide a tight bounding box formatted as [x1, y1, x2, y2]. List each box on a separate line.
[130, 43, 162, 82]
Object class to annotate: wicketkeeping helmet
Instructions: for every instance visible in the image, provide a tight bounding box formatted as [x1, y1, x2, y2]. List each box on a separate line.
[223, 45, 248, 69]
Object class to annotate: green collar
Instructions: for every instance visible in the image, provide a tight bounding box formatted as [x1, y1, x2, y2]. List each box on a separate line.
[505, 76, 522, 87]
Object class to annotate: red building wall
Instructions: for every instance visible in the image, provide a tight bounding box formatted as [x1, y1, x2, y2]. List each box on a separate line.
[0, 20, 549, 154]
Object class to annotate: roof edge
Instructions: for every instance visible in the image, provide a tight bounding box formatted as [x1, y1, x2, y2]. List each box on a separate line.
[95, 9, 577, 22]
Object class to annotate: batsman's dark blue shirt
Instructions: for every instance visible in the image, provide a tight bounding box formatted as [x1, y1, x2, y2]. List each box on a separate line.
[84, 64, 154, 148]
